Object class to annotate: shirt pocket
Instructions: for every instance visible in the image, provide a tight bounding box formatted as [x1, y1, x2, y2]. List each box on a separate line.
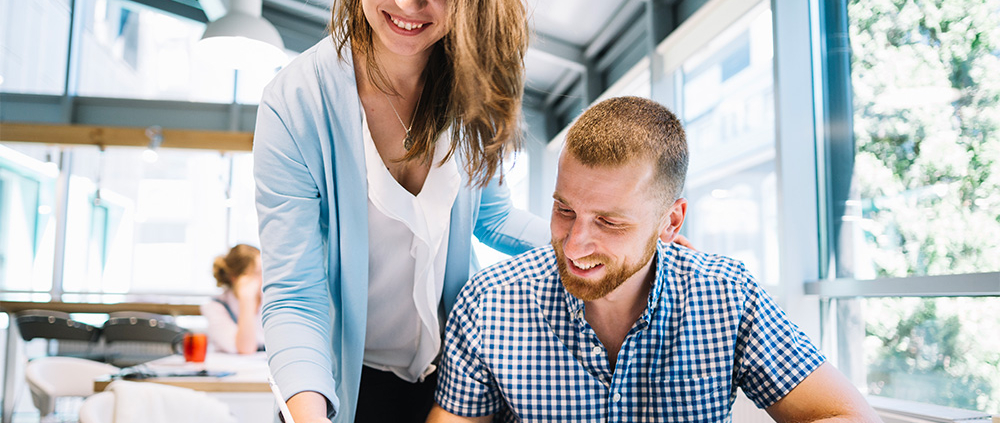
[645, 375, 731, 422]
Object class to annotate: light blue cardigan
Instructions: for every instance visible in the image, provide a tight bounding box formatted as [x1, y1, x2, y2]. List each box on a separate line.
[253, 37, 548, 422]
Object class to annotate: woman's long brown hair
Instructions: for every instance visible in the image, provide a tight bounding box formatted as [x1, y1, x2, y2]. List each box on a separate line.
[330, 0, 528, 187]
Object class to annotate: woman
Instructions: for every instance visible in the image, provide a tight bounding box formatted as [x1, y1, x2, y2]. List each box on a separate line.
[202, 244, 265, 354]
[252, 0, 546, 421]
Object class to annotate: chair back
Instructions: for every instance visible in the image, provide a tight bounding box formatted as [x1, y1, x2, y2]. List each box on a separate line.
[15, 309, 101, 342]
[25, 356, 119, 416]
[102, 312, 185, 344]
[101, 312, 187, 366]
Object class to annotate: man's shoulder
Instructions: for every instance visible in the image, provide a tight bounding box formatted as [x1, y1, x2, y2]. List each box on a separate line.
[663, 243, 756, 289]
[463, 245, 557, 299]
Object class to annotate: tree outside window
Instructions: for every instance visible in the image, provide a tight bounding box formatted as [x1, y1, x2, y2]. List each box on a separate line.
[848, 0, 1000, 412]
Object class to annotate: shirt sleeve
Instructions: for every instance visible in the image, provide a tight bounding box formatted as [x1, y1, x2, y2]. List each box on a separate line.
[434, 283, 505, 417]
[200, 300, 237, 354]
[473, 176, 549, 256]
[254, 91, 340, 417]
[734, 268, 826, 408]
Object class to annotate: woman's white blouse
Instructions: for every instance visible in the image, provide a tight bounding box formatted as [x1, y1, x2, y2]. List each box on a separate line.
[361, 112, 460, 382]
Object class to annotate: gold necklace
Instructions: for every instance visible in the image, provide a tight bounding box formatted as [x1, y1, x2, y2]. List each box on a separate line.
[382, 88, 423, 151]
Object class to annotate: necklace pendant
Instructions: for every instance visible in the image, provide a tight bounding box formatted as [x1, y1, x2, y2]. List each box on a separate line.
[403, 133, 414, 151]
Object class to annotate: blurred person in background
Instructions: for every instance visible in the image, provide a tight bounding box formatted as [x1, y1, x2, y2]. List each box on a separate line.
[202, 244, 265, 354]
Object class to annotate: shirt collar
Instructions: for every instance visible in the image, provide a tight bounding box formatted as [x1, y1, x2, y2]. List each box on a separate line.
[640, 240, 674, 329]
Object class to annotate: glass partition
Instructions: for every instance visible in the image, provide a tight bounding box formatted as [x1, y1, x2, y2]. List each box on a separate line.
[0, 142, 258, 296]
[74, 0, 236, 103]
[473, 151, 533, 267]
[0, 0, 71, 95]
[0, 144, 59, 292]
[61, 146, 258, 295]
[679, 3, 778, 286]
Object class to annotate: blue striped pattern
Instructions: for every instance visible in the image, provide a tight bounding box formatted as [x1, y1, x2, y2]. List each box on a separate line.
[435, 241, 825, 422]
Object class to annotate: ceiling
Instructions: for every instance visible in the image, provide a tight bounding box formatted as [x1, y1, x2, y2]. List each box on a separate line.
[137, 0, 697, 139]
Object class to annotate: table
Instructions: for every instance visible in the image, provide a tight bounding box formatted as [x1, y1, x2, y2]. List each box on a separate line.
[93, 352, 270, 393]
[93, 352, 274, 423]
[1, 296, 204, 423]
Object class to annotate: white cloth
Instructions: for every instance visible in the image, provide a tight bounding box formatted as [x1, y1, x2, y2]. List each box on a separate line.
[106, 380, 236, 423]
[361, 111, 460, 382]
[200, 290, 265, 353]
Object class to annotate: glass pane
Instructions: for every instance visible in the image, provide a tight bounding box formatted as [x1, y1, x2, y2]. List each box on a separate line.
[227, 153, 259, 246]
[0, 0, 71, 94]
[234, 53, 294, 104]
[846, 0, 1000, 278]
[473, 151, 532, 268]
[679, 4, 778, 286]
[0, 144, 59, 292]
[75, 0, 234, 102]
[61, 146, 256, 295]
[862, 297, 1000, 413]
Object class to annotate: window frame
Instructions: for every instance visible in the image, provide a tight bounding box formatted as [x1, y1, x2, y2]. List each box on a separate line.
[805, 0, 1000, 411]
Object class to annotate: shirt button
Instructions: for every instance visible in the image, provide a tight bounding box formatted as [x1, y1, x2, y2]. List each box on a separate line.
[612, 392, 622, 402]
[592, 345, 602, 355]
[575, 310, 584, 320]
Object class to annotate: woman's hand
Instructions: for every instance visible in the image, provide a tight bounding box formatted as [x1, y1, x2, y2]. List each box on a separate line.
[234, 273, 263, 303]
[233, 273, 263, 354]
[672, 234, 696, 251]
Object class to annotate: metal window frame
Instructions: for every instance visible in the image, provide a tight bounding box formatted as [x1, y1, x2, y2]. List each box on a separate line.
[806, 272, 1000, 298]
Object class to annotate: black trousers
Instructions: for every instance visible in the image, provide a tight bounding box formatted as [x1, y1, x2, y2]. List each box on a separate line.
[354, 365, 438, 423]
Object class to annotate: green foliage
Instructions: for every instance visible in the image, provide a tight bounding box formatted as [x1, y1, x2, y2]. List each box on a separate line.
[849, 0, 1000, 413]
[865, 298, 995, 411]
[850, 0, 1000, 277]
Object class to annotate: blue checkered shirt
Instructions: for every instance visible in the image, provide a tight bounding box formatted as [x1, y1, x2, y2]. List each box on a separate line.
[435, 241, 825, 422]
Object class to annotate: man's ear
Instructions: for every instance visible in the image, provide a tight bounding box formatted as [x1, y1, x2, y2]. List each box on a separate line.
[659, 198, 688, 244]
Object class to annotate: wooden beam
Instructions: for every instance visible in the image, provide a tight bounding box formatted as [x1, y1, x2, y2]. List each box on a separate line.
[0, 300, 202, 316]
[0, 122, 253, 152]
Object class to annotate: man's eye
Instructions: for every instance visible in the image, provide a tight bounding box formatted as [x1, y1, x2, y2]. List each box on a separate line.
[598, 218, 621, 228]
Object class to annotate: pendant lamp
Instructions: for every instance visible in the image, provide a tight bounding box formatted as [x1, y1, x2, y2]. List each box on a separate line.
[197, 0, 286, 70]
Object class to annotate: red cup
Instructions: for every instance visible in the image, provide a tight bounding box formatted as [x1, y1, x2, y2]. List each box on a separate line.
[183, 332, 208, 362]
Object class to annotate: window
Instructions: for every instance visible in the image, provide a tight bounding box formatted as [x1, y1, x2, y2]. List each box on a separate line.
[679, 3, 779, 287]
[0, 0, 71, 95]
[235, 59, 295, 105]
[833, 0, 1000, 413]
[0, 144, 59, 292]
[0, 142, 258, 296]
[63, 146, 258, 295]
[74, 0, 236, 103]
[473, 151, 533, 267]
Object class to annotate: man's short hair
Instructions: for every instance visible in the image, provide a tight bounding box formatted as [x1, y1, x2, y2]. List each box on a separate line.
[565, 96, 688, 203]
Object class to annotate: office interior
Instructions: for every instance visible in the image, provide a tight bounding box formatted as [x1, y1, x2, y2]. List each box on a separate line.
[0, 0, 998, 422]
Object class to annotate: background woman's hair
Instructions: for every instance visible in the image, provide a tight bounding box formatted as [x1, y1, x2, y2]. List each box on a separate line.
[212, 244, 261, 288]
[330, 0, 528, 187]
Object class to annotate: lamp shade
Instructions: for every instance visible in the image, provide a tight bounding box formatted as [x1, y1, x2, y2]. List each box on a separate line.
[198, 12, 286, 70]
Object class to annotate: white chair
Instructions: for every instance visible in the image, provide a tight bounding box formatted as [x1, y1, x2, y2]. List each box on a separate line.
[78, 380, 237, 423]
[77, 391, 114, 423]
[24, 356, 119, 420]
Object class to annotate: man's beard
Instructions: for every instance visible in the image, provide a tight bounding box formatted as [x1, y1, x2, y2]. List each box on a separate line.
[552, 234, 659, 301]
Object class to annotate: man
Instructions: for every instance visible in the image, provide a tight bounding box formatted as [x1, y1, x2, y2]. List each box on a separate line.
[427, 97, 880, 422]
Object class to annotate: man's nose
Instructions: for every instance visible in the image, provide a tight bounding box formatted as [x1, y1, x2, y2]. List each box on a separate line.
[562, 220, 595, 259]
